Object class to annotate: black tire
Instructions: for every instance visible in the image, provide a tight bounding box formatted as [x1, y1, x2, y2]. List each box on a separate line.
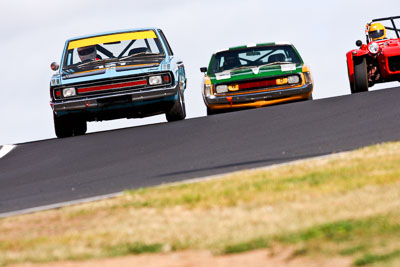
[346, 61, 356, 94]
[54, 114, 73, 138]
[54, 114, 87, 138]
[307, 94, 313, 100]
[166, 90, 186, 122]
[207, 107, 217, 116]
[73, 119, 87, 136]
[349, 82, 355, 94]
[353, 57, 369, 93]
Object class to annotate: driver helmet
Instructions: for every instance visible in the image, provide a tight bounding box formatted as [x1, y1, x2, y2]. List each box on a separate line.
[368, 23, 386, 41]
[77, 45, 97, 62]
[223, 54, 240, 69]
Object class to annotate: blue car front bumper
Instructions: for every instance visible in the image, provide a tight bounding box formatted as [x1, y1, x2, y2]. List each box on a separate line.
[51, 83, 179, 120]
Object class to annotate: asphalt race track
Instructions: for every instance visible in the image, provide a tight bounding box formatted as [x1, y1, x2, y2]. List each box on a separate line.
[1, 86, 400, 216]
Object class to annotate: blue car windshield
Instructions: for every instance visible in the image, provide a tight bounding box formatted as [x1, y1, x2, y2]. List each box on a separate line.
[209, 45, 302, 74]
[63, 30, 165, 70]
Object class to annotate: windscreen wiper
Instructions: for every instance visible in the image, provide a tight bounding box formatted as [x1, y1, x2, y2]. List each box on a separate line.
[225, 66, 253, 72]
[119, 52, 160, 61]
[258, 61, 294, 67]
[225, 62, 295, 72]
[76, 58, 117, 68]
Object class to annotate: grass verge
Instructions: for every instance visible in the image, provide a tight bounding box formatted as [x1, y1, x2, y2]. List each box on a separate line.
[1, 142, 400, 266]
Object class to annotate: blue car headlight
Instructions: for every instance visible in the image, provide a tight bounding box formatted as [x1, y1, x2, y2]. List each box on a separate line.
[63, 87, 76, 97]
[149, 76, 162, 85]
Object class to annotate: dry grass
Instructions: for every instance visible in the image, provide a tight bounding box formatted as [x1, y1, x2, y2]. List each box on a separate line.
[1, 142, 400, 266]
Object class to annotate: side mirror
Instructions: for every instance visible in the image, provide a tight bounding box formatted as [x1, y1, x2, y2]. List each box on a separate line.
[51, 62, 59, 71]
[200, 67, 207, 73]
[355, 40, 363, 47]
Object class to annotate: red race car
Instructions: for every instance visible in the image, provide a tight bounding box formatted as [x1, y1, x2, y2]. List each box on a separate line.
[346, 16, 400, 93]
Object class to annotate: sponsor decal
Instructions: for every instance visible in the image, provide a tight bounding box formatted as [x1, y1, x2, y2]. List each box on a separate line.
[275, 41, 291, 45]
[281, 64, 296, 71]
[215, 71, 231, 80]
[68, 31, 157, 50]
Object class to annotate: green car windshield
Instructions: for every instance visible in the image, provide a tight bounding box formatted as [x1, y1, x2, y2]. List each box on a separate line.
[209, 45, 302, 74]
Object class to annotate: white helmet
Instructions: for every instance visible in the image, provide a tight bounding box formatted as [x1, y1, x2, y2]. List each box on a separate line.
[77, 46, 97, 62]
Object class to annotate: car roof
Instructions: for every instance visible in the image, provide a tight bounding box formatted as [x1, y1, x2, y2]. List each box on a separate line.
[215, 42, 293, 54]
[66, 27, 160, 42]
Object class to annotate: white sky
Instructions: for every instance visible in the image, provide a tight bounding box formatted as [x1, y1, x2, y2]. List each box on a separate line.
[0, 0, 399, 145]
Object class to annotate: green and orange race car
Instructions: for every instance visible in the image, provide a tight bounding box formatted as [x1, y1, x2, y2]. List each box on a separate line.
[200, 42, 313, 115]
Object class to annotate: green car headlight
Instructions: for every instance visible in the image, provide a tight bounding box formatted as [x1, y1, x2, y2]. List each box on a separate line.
[216, 85, 228, 93]
[287, 75, 300, 84]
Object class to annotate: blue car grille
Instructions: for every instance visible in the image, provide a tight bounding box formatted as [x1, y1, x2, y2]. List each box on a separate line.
[53, 72, 172, 100]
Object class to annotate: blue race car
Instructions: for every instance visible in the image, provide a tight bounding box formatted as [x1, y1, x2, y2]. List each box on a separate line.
[50, 28, 187, 138]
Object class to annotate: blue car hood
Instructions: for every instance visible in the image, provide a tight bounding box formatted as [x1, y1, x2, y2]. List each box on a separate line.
[59, 56, 167, 85]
